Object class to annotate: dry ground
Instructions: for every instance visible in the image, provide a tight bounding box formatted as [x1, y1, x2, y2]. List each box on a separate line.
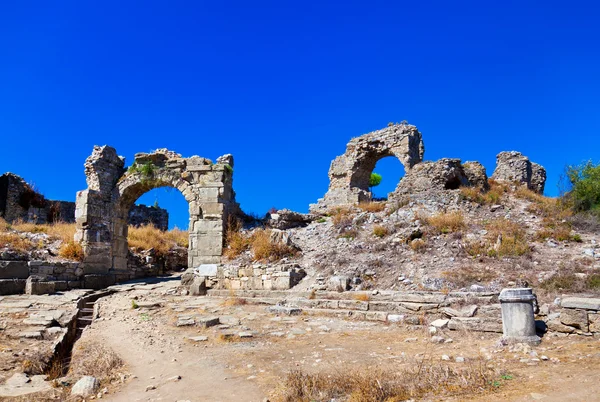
[73, 276, 600, 402]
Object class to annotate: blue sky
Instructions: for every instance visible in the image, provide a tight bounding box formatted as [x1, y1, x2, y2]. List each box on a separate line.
[1, 1, 599, 229]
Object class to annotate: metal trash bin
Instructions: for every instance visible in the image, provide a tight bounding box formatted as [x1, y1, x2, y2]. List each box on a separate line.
[499, 288, 541, 345]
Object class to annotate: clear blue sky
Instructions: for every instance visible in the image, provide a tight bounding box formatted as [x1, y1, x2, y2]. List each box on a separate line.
[1, 1, 599, 229]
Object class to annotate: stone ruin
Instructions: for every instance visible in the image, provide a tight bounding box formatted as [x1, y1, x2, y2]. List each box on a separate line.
[311, 123, 546, 212]
[74, 146, 238, 287]
[0, 172, 169, 230]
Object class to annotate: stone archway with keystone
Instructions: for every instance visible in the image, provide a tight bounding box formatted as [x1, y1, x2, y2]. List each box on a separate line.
[74, 146, 238, 288]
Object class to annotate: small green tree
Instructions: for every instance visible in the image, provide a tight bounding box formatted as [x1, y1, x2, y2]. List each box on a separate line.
[566, 160, 600, 214]
[369, 172, 382, 193]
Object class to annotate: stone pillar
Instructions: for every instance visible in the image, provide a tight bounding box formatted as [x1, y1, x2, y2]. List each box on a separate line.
[499, 288, 541, 345]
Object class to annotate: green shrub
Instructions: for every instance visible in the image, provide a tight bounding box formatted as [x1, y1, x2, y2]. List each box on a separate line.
[566, 161, 600, 215]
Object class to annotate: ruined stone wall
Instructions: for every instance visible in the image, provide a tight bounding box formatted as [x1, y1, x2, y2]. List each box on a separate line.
[491, 151, 546, 194]
[128, 204, 169, 231]
[0, 173, 170, 228]
[75, 146, 237, 288]
[313, 124, 547, 212]
[311, 123, 424, 213]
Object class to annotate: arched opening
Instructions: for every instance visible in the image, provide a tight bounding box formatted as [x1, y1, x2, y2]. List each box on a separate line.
[370, 156, 406, 201]
[112, 177, 194, 276]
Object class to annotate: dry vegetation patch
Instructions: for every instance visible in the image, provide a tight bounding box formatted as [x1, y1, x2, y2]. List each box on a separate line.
[357, 201, 386, 213]
[466, 218, 530, 258]
[460, 180, 508, 205]
[69, 340, 124, 385]
[425, 211, 466, 234]
[224, 218, 297, 261]
[128, 224, 188, 257]
[274, 360, 497, 402]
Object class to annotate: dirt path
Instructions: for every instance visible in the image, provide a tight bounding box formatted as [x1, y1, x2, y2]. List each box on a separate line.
[76, 277, 600, 402]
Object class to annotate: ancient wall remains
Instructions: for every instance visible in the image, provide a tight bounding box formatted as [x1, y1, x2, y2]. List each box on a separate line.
[74, 146, 238, 288]
[313, 124, 547, 212]
[491, 151, 547, 194]
[311, 123, 424, 213]
[0, 173, 169, 229]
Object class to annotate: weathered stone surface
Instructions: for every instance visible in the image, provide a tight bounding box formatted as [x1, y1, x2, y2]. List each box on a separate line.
[491, 151, 546, 194]
[25, 276, 55, 295]
[267, 209, 313, 230]
[0, 261, 29, 279]
[561, 297, 600, 311]
[267, 305, 302, 316]
[462, 161, 489, 190]
[311, 123, 424, 212]
[0, 373, 52, 398]
[75, 146, 239, 284]
[0, 279, 26, 295]
[195, 264, 218, 277]
[448, 317, 502, 333]
[560, 309, 589, 331]
[393, 158, 469, 195]
[71, 376, 99, 397]
[196, 316, 220, 328]
[327, 276, 350, 291]
[441, 305, 478, 318]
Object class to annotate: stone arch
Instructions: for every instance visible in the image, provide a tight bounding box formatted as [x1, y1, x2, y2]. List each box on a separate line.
[75, 147, 238, 287]
[311, 123, 424, 212]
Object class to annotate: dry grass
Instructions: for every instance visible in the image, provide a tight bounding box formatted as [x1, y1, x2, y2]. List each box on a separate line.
[221, 297, 248, 306]
[358, 201, 386, 213]
[224, 217, 250, 259]
[442, 265, 498, 288]
[372, 225, 388, 238]
[425, 211, 466, 234]
[460, 180, 508, 205]
[486, 218, 530, 257]
[11, 221, 77, 243]
[464, 218, 530, 258]
[0, 232, 35, 252]
[224, 218, 297, 262]
[0, 217, 10, 232]
[274, 360, 496, 402]
[69, 340, 124, 385]
[330, 207, 354, 228]
[354, 293, 370, 302]
[251, 229, 298, 262]
[409, 238, 427, 252]
[58, 241, 84, 261]
[128, 224, 188, 258]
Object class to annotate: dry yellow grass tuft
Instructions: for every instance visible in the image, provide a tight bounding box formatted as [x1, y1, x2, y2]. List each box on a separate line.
[330, 207, 354, 228]
[460, 180, 508, 206]
[68, 340, 123, 385]
[463, 218, 531, 258]
[0, 232, 35, 252]
[250, 229, 298, 262]
[224, 218, 297, 262]
[425, 211, 466, 234]
[372, 225, 388, 238]
[409, 238, 427, 252]
[358, 201, 386, 213]
[274, 361, 496, 402]
[221, 297, 248, 306]
[442, 265, 498, 288]
[128, 224, 188, 258]
[354, 293, 370, 302]
[58, 241, 84, 261]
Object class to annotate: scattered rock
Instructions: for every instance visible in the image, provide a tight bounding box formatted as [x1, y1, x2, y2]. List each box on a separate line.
[71, 376, 99, 397]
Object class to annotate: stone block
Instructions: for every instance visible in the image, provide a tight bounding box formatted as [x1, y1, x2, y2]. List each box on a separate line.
[0, 261, 29, 279]
[561, 297, 600, 311]
[448, 317, 502, 333]
[0, 279, 26, 295]
[195, 264, 218, 277]
[83, 274, 116, 289]
[25, 277, 55, 295]
[560, 309, 589, 331]
[338, 300, 369, 311]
